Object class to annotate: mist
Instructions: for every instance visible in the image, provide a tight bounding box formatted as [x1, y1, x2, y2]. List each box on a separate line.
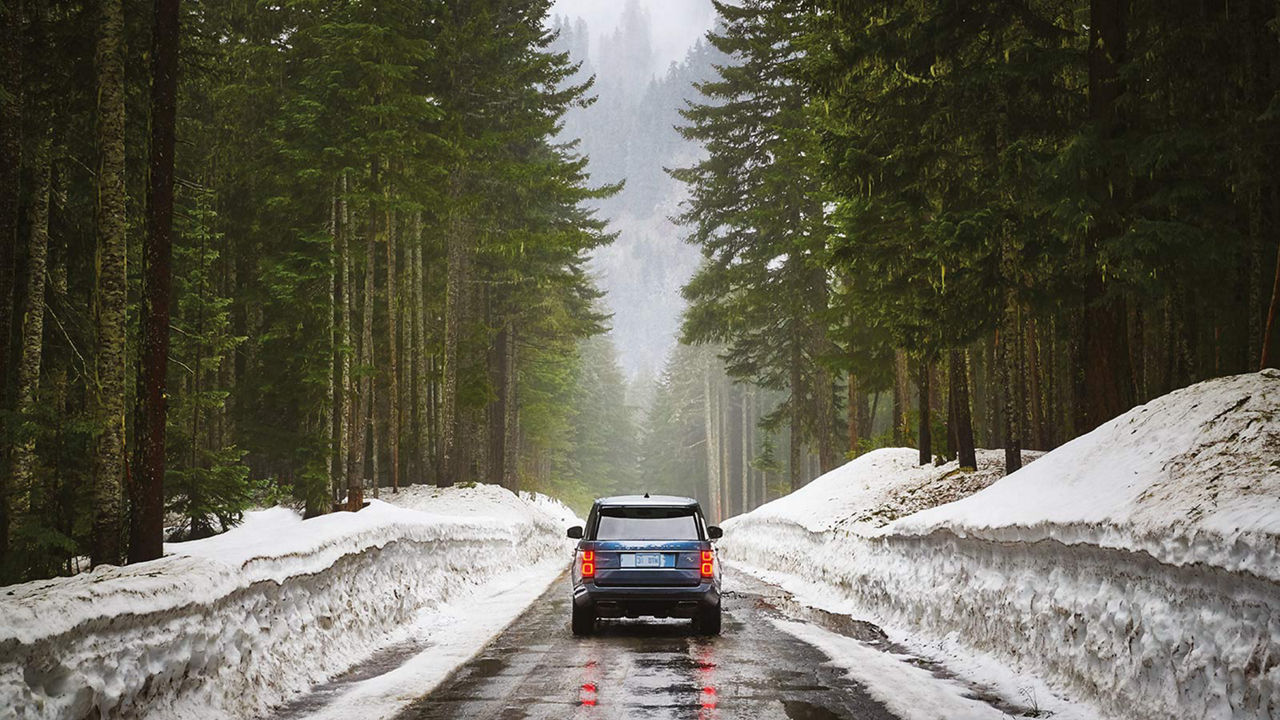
[549, 0, 718, 385]
[551, 0, 716, 80]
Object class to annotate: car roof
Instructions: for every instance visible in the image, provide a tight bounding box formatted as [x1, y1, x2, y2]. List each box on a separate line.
[595, 494, 699, 508]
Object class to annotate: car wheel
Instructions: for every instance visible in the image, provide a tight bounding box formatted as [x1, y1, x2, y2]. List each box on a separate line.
[571, 603, 595, 636]
[696, 604, 721, 636]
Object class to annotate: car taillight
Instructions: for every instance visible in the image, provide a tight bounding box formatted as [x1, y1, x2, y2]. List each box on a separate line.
[580, 550, 595, 578]
[700, 550, 714, 578]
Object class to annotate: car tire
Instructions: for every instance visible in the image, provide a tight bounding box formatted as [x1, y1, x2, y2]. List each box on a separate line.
[571, 604, 595, 636]
[696, 604, 722, 636]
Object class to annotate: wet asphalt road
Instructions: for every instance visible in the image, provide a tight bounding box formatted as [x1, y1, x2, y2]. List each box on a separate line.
[393, 570, 902, 720]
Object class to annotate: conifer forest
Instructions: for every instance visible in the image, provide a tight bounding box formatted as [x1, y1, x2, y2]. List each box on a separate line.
[0, 0, 1277, 586]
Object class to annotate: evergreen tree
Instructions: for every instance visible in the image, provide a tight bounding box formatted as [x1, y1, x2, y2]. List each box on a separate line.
[674, 0, 840, 490]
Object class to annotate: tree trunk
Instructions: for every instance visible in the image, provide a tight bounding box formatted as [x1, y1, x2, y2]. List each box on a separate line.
[917, 358, 931, 466]
[412, 215, 430, 484]
[982, 336, 999, 447]
[370, 394, 380, 500]
[947, 369, 959, 461]
[1262, 238, 1280, 368]
[846, 371, 860, 455]
[789, 341, 804, 491]
[188, 231, 206, 534]
[703, 356, 722, 522]
[1025, 319, 1044, 450]
[91, 0, 128, 567]
[385, 206, 400, 493]
[998, 322, 1023, 474]
[745, 385, 757, 510]
[397, 219, 411, 490]
[10, 137, 51, 527]
[930, 361, 944, 453]
[0, 0, 21, 561]
[131, 0, 180, 562]
[719, 379, 730, 516]
[325, 189, 336, 500]
[814, 361, 837, 473]
[48, 211, 69, 561]
[440, 174, 467, 487]
[335, 173, 351, 503]
[345, 209, 361, 502]
[428, 354, 440, 481]
[488, 321, 509, 488]
[949, 348, 977, 470]
[352, 202, 375, 508]
[0, 0, 20, 384]
[502, 326, 518, 490]
[893, 349, 908, 446]
[1081, 297, 1133, 429]
[1082, 0, 1135, 431]
[1043, 319, 1059, 450]
[740, 385, 750, 514]
[0, 0, 21, 408]
[868, 391, 881, 440]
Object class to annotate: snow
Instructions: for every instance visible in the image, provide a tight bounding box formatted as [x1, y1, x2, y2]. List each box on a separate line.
[0, 483, 578, 720]
[292, 559, 564, 720]
[735, 446, 1038, 534]
[721, 370, 1280, 720]
[772, 619, 1010, 720]
[890, 370, 1280, 580]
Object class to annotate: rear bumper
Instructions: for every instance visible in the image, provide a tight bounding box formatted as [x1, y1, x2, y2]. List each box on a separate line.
[573, 581, 720, 619]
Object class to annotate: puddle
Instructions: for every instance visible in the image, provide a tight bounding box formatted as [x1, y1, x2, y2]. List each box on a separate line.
[782, 699, 846, 719]
[464, 655, 510, 679]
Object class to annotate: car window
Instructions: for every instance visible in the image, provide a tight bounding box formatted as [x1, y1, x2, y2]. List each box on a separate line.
[595, 506, 700, 540]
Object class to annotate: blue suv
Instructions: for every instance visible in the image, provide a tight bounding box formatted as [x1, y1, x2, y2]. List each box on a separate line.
[566, 495, 723, 636]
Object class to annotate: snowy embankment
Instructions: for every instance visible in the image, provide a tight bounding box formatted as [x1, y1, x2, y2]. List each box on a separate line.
[0, 484, 577, 720]
[722, 370, 1280, 720]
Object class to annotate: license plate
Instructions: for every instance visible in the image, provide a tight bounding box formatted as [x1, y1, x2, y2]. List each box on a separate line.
[634, 553, 662, 568]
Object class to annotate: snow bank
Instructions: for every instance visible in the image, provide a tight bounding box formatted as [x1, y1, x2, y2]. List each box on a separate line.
[736, 446, 1037, 535]
[0, 483, 577, 720]
[721, 370, 1280, 720]
[773, 619, 1011, 720]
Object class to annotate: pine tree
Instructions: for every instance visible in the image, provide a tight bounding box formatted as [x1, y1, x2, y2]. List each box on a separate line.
[0, 0, 22, 562]
[675, 0, 839, 491]
[166, 185, 250, 539]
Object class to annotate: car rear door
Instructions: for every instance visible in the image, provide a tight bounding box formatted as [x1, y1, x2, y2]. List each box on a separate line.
[589, 506, 705, 587]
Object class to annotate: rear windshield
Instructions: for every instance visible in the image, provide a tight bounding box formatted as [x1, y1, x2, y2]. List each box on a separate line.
[595, 506, 700, 540]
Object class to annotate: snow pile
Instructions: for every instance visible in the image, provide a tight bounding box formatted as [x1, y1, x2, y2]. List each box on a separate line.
[722, 370, 1280, 720]
[519, 490, 583, 531]
[773, 619, 1013, 720]
[0, 484, 577, 720]
[738, 447, 1036, 534]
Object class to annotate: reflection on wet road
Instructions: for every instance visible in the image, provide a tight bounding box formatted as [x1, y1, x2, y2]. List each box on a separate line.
[394, 570, 899, 720]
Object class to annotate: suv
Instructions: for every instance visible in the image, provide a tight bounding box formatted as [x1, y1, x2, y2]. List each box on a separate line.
[566, 495, 723, 636]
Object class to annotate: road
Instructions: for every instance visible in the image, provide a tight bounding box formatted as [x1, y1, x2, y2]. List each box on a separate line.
[392, 570, 905, 720]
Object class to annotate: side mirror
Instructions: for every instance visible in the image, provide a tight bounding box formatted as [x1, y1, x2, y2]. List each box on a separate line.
[567, 525, 584, 539]
[707, 526, 723, 540]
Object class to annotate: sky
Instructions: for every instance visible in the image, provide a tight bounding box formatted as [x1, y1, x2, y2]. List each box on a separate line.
[549, 0, 717, 79]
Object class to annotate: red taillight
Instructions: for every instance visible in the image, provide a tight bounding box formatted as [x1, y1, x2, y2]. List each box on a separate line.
[581, 550, 595, 578]
[700, 550, 714, 577]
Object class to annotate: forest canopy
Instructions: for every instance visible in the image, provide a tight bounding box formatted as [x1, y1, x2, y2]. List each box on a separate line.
[0, 0, 624, 582]
[0, 0, 1276, 584]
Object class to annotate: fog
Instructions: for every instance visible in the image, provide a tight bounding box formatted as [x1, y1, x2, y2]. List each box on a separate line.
[550, 0, 716, 79]
[548, 0, 719, 385]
